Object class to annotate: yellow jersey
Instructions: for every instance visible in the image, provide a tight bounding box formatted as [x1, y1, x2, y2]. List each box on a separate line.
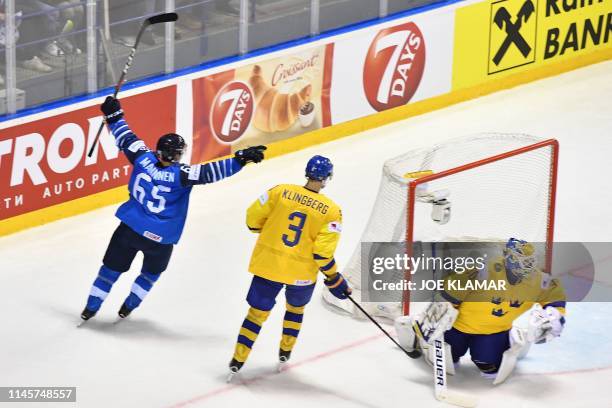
[246, 184, 342, 285]
[441, 257, 566, 334]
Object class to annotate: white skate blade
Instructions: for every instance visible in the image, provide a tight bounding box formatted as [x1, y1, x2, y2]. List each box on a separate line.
[435, 390, 478, 408]
[113, 317, 125, 325]
[76, 319, 88, 328]
[226, 371, 237, 383]
[277, 361, 288, 373]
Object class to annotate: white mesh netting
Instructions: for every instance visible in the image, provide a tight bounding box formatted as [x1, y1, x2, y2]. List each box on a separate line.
[323, 133, 557, 320]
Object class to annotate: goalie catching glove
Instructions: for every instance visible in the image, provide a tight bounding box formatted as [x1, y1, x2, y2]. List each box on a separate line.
[528, 304, 565, 344]
[324, 272, 351, 299]
[235, 146, 267, 166]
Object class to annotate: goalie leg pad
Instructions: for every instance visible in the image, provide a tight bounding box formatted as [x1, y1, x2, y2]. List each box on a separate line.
[510, 326, 532, 360]
[394, 315, 419, 352]
[424, 341, 456, 375]
[493, 327, 533, 385]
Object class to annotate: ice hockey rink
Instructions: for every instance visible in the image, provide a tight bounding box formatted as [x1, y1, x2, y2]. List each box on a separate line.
[1, 59, 611, 408]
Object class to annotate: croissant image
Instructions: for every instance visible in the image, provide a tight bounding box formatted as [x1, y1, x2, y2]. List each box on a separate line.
[249, 65, 312, 132]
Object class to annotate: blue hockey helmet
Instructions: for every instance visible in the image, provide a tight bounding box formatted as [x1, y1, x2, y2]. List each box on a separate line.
[305, 155, 333, 181]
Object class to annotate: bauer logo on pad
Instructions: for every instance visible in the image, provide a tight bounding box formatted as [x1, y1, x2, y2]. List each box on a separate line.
[488, 0, 537, 74]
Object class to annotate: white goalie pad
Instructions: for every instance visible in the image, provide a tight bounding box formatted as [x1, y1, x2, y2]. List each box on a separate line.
[493, 326, 533, 385]
[394, 304, 457, 375]
[413, 301, 458, 344]
[394, 315, 419, 351]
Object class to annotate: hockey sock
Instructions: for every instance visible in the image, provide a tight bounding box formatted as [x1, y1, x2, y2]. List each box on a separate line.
[233, 307, 271, 363]
[279, 303, 305, 354]
[86, 266, 121, 312]
[123, 271, 161, 310]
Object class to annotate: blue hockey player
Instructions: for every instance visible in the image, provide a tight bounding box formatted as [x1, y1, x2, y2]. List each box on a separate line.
[80, 96, 266, 322]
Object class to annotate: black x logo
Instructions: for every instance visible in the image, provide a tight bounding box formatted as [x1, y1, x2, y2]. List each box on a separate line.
[492, 0, 535, 66]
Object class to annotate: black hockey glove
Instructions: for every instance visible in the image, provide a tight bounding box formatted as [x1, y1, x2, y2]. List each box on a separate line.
[101, 96, 124, 124]
[234, 145, 267, 166]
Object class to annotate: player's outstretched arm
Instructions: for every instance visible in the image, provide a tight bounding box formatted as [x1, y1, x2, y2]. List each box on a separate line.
[100, 96, 148, 164]
[180, 146, 267, 187]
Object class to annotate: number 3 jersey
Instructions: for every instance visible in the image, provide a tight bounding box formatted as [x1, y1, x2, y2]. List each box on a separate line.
[246, 184, 343, 286]
[108, 118, 243, 245]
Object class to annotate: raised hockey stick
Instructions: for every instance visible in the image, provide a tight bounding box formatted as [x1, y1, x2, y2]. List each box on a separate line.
[346, 294, 421, 359]
[87, 12, 179, 158]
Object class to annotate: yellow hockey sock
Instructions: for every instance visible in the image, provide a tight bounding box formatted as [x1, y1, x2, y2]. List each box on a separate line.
[233, 307, 270, 363]
[280, 303, 305, 353]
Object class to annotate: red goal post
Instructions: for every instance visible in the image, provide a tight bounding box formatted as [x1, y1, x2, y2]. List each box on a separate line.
[403, 138, 559, 316]
[322, 134, 559, 320]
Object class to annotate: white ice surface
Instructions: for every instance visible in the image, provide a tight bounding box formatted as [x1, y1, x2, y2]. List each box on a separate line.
[1, 60, 611, 408]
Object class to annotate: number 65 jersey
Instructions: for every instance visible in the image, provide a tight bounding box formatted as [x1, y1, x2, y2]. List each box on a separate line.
[246, 184, 343, 286]
[109, 118, 243, 245]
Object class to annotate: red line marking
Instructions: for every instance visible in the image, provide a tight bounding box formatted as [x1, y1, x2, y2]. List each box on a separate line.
[166, 250, 612, 408]
[166, 333, 383, 408]
[519, 364, 612, 377]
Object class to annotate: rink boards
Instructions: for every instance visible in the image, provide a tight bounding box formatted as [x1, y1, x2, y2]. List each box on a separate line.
[0, 0, 610, 236]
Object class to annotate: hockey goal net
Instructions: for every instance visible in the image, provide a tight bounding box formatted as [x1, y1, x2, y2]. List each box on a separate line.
[323, 133, 558, 319]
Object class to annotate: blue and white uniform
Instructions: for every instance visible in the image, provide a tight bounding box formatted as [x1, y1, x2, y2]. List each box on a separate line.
[84, 117, 244, 315]
[109, 118, 243, 244]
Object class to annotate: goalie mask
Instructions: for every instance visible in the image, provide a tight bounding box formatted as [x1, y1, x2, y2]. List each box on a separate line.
[504, 238, 536, 282]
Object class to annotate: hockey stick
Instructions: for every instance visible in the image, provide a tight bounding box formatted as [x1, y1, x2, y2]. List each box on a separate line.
[412, 310, 478, 408]
[430, 335, 478, 407]
[87, 12, 179, 158]
[346, 294, 421, 359]
[346, 295, 477, 406]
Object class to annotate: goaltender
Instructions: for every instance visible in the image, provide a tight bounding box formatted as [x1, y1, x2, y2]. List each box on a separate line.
[395, 238, 566, 384]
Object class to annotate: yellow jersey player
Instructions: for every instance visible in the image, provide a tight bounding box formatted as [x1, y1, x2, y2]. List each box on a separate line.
[395, 238, 566, 384]
[228, 155, 351, 380]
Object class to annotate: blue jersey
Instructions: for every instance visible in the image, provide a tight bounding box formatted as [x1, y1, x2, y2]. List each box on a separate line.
[108, 118, 243, 244]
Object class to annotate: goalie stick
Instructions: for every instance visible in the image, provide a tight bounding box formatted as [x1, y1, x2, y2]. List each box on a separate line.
[429, 334, 478, 408]
[346, 294, 421, 359]
[87, 12, 179, 158]
[412, 306, 478, 408]
[346, 295, 476, 406]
